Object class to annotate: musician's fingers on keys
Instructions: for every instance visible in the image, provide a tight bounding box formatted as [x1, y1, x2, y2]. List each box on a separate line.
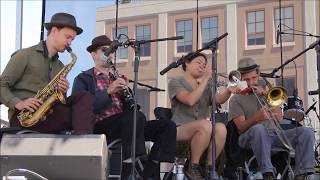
[58, 76, 69, 93]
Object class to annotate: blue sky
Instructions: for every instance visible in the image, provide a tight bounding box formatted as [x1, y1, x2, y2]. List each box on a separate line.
[1, 0, 114, 120]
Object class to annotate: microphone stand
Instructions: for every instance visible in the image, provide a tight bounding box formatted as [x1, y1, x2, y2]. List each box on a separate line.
[160, 32, 228, 75]
[126, 36, 182, 180]
[269, 40, 320, 77]
[270, 39, 320, 115]
[279, 31, 320, 38]
[208, 38, 219, 180]
[315, 42, 320, 119]
[276, 29, 320, 117]
[202, 33, 228, 180]
[128, 80, 165, 92]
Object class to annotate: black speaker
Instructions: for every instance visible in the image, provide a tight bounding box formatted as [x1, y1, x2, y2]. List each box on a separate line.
[0, 134, 107, 180]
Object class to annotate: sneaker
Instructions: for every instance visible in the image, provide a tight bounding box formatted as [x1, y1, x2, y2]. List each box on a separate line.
[184, 163, 204, 180]
[205, 165, 219, 180]
[263, 172, 275, 180]
[121, 163, 131, 180]
[295, 173, 314, 180]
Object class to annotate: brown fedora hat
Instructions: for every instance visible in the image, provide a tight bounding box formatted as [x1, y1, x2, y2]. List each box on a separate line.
[44, 12, 83, 35]
[87, 35, 112, 53]
[237, 57, 260, 73]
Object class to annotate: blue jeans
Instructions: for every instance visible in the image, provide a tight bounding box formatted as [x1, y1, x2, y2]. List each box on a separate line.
[238, 123, 315, 176]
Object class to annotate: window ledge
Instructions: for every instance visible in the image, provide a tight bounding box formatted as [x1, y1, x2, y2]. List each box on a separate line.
[272, 41, 295, 48]
[140, 56, 151, 61]
[175, 52, 188, 57]
[115, 58, 128, 63]
[245, 45, 266, 50]
[202, 49, 220, 55]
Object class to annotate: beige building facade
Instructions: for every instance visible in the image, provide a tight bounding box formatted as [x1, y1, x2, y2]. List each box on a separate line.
[96, 0, 319, 136]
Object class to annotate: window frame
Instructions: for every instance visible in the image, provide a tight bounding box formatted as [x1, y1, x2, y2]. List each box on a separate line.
[113, 27, 129, 62]
[273, 6, 295, 44]
[200, 16, 218, 49]
[135, 24, 151, 58]
[246, 9, 266, 47]
[175, 19, 193, 54]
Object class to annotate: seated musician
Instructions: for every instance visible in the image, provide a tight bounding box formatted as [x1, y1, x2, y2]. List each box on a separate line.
[0, 12, 95, 134]
[228, 57, 315, 180]
[168, 52, 240, 180]
[72, 35, 176, 179]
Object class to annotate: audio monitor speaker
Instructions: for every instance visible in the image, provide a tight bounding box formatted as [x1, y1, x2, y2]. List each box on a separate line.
[0, 134, 107, 180]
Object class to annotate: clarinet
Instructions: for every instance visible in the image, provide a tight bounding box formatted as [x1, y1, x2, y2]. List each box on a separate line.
[106, 57, 135, 110]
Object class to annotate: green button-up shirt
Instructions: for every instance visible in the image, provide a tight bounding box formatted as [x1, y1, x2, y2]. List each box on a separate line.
[0, 41, 64, 119]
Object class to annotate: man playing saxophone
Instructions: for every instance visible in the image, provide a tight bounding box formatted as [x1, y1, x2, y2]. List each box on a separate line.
[228, 57, 315, 180]
[72, 35, 176, 179]
[0, 12, 95, 134]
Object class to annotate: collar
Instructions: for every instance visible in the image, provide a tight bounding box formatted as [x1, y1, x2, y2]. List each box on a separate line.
[94, 67, 113, 77]
[35, 41, 59, 60]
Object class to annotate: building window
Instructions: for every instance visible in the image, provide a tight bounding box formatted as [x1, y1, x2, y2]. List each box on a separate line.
[276, 77, 295, 96]
[247, 10, 265, 46]
[176, 20, 192, 53]
[136, 25, 151, 57]
[274, 6, 294, 42]
[201, 16, 218, 48]
[113, 27, 128, 59]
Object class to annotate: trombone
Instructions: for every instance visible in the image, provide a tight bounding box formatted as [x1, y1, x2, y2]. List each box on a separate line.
[252, 77, 293, 151]
[229, 70, 293, 151]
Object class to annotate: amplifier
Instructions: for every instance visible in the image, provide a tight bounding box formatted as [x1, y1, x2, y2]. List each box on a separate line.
[0, 134, 107, 180]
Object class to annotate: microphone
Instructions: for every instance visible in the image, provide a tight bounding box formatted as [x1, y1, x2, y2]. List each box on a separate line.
[160, 52, 196, 75]
[102, 40, 123, 57]
[276, 25, 280, 44]
[260, 72, 280, 78]
[149, 87, 165, 92]
[305, 101, 317, 115]
[308, 90, 320, 95]
[308, 39, 320, 49]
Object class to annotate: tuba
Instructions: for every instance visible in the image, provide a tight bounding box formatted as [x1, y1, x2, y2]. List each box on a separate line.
[17, 47, 77, 127]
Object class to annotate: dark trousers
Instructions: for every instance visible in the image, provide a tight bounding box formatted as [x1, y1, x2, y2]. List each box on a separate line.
[93, 110, 146, 160]
[93, 111, 177, 163]
[145, 119, 176, 163]
[10, 91, 95, 134]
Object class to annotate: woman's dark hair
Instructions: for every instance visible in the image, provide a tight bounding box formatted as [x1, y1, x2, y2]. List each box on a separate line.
[182, 52, 207, 71]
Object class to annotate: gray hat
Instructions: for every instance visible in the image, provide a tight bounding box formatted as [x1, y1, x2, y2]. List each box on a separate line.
[237, 57, 260, 73]
[44, 12, 83, 35]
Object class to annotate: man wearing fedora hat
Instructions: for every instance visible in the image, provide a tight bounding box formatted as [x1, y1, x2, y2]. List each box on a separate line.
[72, 35, 177, 179]
[228, 57, 315, 179]
[0, 12, 95, 134]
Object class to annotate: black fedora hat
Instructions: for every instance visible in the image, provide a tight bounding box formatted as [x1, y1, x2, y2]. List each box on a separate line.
[87, 35, 112, 53]
[44, 12, 83, 35]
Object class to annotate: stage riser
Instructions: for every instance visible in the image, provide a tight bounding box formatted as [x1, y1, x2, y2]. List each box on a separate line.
[0, 134, 107, 180]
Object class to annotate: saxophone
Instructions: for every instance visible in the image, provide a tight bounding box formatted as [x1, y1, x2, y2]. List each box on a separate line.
[17, 47, 77, 127]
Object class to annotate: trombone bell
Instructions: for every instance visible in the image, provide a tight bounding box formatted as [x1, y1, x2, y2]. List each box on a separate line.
[266, 86, 287, 107]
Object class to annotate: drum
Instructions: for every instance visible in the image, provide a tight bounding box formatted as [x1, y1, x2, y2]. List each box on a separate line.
[283, 96, 305, 122]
